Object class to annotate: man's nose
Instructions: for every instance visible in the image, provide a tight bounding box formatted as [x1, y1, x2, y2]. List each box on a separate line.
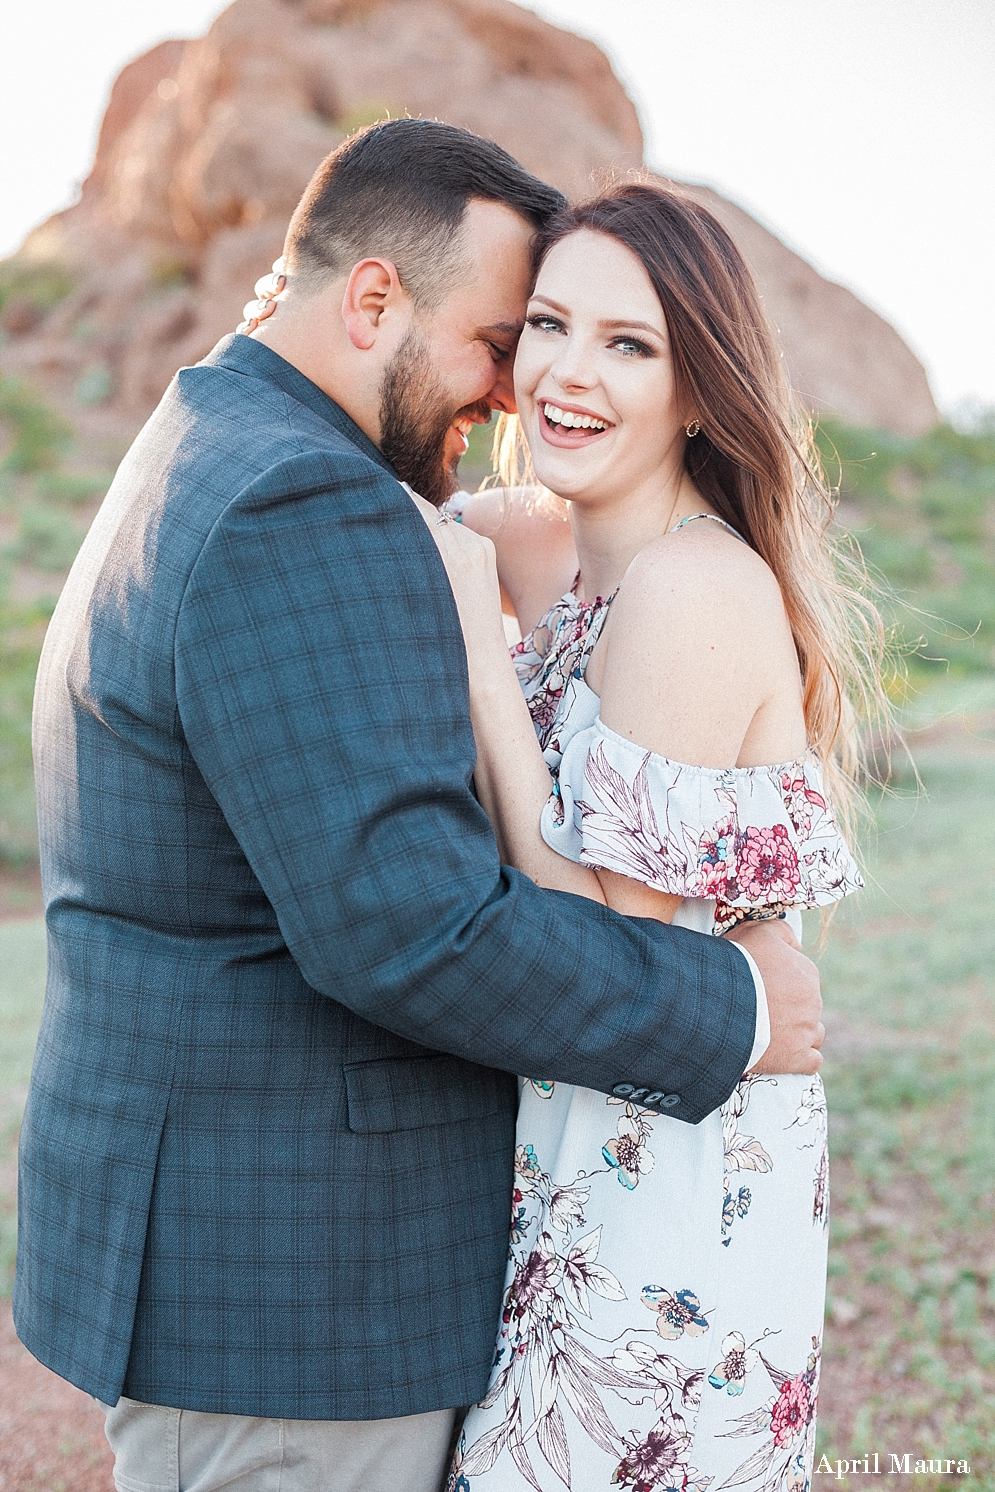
[487, 358, 518, 415]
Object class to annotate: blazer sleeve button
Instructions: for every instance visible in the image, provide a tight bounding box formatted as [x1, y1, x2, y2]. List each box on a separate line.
[660, 1094, 681, 1108]
[611, 1083, 635, 1098]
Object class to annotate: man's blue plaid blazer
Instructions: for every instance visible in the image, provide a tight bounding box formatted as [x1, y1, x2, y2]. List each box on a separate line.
[15, 335, 756, 1420]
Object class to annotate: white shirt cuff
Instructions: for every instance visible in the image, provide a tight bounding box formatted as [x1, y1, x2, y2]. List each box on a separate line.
[731, 942, 770, 1070]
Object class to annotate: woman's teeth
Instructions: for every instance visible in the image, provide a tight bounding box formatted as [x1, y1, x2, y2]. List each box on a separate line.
[543, 403, 608, 432]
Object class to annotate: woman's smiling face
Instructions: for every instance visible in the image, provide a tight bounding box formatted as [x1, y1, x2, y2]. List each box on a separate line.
[514, 229, 687, 507]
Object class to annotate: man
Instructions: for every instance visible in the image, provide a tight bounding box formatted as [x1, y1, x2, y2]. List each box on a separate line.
[17, 119, 823, 1490]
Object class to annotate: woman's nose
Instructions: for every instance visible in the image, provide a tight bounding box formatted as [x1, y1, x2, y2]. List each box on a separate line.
[551, 339, 598, 391]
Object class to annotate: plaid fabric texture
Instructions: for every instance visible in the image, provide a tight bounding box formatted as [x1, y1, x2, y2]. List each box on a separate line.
[15, 336, 756, 1419]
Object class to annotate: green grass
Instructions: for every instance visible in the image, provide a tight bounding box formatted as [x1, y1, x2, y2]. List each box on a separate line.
[0, 373, 108, 862]
[0, 917, 46, 1292]
[0, 735, 991, 1486]
[809, 710, 995, 1488]
[0, 257, 74, 310]
[0, 589, 55, 864]
[0, 388, 991, 869]
[0, 346, 988, 1475]
[0, 374, 72, 474]
[815, 416, 995, 679]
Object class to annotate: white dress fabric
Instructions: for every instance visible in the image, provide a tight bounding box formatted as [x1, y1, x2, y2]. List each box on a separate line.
[449, 584, 861, 1492]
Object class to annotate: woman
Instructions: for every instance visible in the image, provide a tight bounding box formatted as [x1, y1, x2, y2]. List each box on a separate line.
[414, 183, 883, 1492]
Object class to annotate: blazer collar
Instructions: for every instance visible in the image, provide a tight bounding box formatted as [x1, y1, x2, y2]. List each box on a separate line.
[205, 334, 397, 478]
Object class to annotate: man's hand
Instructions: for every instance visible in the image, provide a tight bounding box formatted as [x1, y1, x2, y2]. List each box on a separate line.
[725, 919, 825, 1075]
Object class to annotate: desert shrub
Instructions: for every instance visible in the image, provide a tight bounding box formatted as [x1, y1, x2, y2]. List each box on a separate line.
[0, 592, 53, 864]
[33, 470, 111, 505]
[0, 374, 71, 473]
[149, 254, 193, 290]
[0, 256, 74, 321]
[7, 506, 84, 572]
[816, 417, 995, 677]
[74, 363, 113, 406]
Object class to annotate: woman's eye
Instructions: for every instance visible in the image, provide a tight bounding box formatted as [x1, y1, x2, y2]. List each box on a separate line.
[612, 337, 653, 357]
[526, 314, 564, 334]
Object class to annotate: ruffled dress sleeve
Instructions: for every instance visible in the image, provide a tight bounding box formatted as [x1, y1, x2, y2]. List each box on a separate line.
[541, 716, 862, 927]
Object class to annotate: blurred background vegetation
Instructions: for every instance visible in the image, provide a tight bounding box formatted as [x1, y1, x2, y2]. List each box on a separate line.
[0, 372, 993, 1485]
[1, 376, 993, 868]
[0, 368, 113, 869]
[811, 717, 995, 1487]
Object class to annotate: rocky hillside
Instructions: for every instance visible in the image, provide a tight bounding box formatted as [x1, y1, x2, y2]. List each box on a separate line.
[0, 0, 937, 441]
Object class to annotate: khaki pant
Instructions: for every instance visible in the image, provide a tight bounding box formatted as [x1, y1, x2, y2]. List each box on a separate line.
[98, 1395, 459, 1492]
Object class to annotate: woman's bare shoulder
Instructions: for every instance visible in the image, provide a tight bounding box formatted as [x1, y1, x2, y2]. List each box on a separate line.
[595, 519, 800, 764]
[614, 521, 787, 642]
[596, 525, 799, 734]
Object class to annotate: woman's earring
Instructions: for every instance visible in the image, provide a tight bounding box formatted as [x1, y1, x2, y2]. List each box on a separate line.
[685, 419, 701, 438]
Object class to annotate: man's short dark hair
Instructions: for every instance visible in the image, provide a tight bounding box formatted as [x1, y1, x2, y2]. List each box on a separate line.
[284, 117, 566, 306]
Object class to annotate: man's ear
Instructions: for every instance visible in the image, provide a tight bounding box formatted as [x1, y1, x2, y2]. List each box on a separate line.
[341, 258, 406, 351]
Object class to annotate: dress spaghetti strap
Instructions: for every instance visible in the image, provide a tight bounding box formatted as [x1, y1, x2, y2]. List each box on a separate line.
[669, 510, 747, 543]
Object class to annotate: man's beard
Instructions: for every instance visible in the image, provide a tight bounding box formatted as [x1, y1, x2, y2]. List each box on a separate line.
[378, 330, 485, 506]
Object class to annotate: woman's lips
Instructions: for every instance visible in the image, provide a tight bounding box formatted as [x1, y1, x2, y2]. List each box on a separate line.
[538, 401, 613, 448]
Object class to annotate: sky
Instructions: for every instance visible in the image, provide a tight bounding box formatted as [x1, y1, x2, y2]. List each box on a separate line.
[2, 0, 993, 413]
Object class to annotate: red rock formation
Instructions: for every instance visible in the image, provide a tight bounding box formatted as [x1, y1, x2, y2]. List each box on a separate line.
[673, 181, 937, 435]
[1, 0, 937, 436]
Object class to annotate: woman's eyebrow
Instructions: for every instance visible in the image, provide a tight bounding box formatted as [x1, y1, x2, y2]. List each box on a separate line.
[528, 294, 570, 315]
[528, 296, 664, 338]
[599, 318, 665, 338]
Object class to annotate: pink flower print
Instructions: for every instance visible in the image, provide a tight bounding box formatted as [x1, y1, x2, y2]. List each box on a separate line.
[770, 1372, 814, 1446]
[780, 769, 827, 837]
[781, 770, 819, 803]
[737, 823, 800, 902]
[694, 815, 736, 897]
[603, 1114, 656, 1190]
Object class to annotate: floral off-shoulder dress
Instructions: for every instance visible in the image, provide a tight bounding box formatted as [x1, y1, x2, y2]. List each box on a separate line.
[449, 576, 862, 1492]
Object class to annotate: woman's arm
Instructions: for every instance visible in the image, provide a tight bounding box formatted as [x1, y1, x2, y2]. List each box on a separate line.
[451, 487, 578, 634]
[412, 494, 603, 901]
[468, 643, 608, 902]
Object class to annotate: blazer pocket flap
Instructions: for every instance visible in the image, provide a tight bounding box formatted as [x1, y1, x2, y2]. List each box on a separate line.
[343, 1054, 512, 1135]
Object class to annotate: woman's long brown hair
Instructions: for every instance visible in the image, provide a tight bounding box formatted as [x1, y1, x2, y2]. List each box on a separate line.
[497, 181, 894, 839]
